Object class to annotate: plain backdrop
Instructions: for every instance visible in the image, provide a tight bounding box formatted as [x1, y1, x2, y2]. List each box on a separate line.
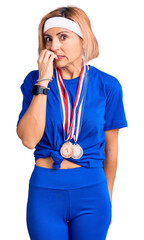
[0, 0, 143, 239]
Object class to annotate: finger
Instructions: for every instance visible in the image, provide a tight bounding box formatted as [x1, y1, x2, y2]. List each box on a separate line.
[44, 50, 57, 58]
[38, 49, 53, 60]
[38, 49, 57, 64]
[37, 49, 48, 63]
[49, 53, 58, 61]
[39, 49, 48, 58]
[43, 51, 57, 62]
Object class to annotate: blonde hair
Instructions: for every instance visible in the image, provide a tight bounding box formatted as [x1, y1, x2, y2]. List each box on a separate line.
[38, 6, 99, 63]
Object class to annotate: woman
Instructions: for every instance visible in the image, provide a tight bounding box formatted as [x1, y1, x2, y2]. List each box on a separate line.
[16, 6, 128, 240]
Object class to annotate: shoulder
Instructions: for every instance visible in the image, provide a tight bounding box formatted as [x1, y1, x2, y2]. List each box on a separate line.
[24, 69, 39, 81]
[22, 70, 39, 86]
[89, 65, 122, 93]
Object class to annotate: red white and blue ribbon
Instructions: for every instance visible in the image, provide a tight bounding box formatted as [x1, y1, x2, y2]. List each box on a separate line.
[54, 64, 88, 143]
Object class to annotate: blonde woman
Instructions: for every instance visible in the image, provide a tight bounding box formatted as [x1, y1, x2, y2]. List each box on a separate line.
[16, 6, 128, 240]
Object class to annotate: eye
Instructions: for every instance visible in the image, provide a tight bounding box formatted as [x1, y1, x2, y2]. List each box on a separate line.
[45, 36, 52, 42]
[60, 34, 67, 40]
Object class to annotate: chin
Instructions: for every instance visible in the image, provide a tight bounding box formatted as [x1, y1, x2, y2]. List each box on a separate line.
[54, 60, 68, 68]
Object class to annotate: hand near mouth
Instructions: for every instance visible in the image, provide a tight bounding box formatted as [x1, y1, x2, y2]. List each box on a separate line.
[37, 49, 58, 86]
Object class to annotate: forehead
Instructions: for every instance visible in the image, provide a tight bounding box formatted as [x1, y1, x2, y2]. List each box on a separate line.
[44, 27, 72, 35]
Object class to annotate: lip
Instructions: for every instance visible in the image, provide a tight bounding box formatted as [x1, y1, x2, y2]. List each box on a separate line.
[56, 55, 66, 60]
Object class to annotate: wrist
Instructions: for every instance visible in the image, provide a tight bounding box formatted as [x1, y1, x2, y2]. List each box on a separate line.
[37, 78, 52, 87]
[32, 84, 49, 95]
[36, 82, 49, 88]
[34, 83, 50, 90]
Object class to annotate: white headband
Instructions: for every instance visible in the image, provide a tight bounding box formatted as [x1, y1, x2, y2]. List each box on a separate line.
[43, 17, 83, 38]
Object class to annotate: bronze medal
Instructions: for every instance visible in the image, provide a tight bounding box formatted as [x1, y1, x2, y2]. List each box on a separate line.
[60, 142, 74, 158]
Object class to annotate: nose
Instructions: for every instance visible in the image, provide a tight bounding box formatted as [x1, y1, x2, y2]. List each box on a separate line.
[50, 38, 60, 52]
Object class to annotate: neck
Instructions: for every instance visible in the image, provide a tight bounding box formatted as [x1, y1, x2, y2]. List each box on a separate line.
[58, 59, 84, 80]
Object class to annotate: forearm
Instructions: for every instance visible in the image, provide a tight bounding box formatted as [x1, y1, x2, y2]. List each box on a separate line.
[17, 94, 47, 149]
[103, 149, 118, 201]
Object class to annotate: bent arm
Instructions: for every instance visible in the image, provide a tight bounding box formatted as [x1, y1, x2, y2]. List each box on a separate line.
[103, 128, 119, 202]
[16, 94, 47, 149]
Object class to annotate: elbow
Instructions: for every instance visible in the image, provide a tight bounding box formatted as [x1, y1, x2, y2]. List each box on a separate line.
[22, 139, 35, 149]
[16, 126, 22, 140]
[16, 127, 35, 149]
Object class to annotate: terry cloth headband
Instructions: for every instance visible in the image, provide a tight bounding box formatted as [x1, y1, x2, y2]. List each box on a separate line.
[43, 17, 83, 38]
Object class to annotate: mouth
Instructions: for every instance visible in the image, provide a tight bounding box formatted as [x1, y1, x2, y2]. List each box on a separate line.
[56, 55, 66, 60]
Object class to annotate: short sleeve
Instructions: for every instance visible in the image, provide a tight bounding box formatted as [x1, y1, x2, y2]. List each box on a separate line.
[103, 78, 128, 131]
[16, 71, 36, 127]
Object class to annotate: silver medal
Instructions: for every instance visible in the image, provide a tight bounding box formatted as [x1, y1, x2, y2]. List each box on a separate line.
[72, 143, 83, 159]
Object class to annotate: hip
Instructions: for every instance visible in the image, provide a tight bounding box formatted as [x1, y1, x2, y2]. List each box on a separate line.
[29, 164, 107, 190]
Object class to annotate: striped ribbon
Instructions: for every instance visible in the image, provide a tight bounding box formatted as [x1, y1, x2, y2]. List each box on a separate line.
[54, 64, 88, 143]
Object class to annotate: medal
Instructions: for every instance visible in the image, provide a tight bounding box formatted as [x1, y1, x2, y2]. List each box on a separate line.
[60, 141, 74, 158]
[54, 62, 89, 161]
[72, 143, 83, 159]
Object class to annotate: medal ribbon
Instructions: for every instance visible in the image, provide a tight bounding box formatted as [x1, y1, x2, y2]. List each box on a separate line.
[54, 64, 88, 143]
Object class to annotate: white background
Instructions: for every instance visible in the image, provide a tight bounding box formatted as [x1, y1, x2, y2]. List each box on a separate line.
[0, 0, 143, 239]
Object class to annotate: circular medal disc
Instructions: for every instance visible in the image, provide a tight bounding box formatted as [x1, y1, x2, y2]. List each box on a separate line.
[60, 142, 74, 158]
[72, 144, 83, 159]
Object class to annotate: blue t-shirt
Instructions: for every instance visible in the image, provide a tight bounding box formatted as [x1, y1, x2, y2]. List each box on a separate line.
[16, 65, 128, 169]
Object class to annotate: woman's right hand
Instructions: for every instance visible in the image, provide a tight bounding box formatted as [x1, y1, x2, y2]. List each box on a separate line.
[37, 49, 58, 86]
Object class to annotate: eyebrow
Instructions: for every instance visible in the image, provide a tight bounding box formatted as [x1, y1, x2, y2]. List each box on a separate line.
[43, 31, 70, 37]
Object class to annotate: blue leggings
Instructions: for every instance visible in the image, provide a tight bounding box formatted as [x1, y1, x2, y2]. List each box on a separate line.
[26, 164, 112, 240]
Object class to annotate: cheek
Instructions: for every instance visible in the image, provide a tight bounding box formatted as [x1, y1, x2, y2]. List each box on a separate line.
[65, 42, 82, 58]
[45, 43, 50, 49]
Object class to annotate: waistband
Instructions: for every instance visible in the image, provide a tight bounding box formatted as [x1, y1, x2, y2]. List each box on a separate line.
[29, 164, 107, 190]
